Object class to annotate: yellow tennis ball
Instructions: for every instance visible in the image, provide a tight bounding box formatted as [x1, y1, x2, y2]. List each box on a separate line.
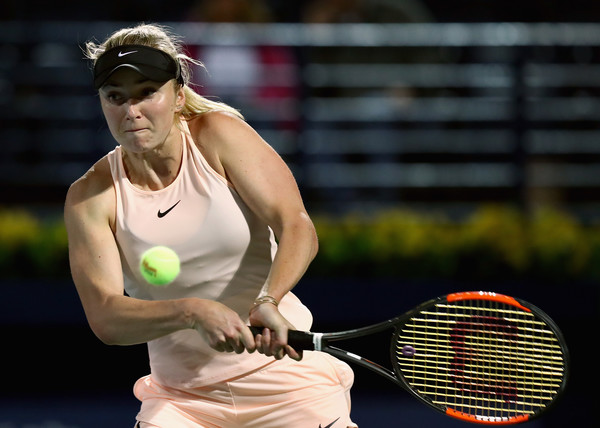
[139, 246, 180, 286]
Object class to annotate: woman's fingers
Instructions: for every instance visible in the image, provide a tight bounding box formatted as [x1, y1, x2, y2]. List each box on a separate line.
[285, 345, 303, 361]
[252, 327, 302, 361]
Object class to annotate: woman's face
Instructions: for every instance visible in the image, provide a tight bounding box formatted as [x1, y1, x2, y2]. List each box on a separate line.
[99, 68, 184, 153]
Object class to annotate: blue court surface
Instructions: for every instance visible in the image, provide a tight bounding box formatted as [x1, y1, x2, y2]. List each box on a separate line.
[0, 392, 553, 428]
[0, 386, 587, 428]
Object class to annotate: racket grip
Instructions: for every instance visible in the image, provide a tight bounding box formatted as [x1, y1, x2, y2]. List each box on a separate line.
[249, 326, 316, 350]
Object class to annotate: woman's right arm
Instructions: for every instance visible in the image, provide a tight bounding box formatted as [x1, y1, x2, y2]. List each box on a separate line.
[64, 159, 255, 353]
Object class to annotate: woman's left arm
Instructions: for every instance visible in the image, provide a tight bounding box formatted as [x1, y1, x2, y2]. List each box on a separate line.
[192, 112, 318, 359]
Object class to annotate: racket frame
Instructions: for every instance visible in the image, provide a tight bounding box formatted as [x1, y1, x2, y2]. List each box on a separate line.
[250, 291, 569, 425]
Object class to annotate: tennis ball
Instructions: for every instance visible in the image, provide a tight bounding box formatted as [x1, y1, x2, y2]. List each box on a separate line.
[139, 246, 180, 286]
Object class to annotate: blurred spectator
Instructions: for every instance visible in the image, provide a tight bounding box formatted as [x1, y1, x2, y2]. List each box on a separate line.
[183, 0, 301, 130]
[303, 0, 364, 23]
[185, 0, 272, 22]
[302, 0, 434, 24]
[300, 0, 437, 111]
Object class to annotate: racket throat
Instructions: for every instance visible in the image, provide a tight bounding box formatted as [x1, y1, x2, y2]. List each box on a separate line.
[327, 346, 397, 382]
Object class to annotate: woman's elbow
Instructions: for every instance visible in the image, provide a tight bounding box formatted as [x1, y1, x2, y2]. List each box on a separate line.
[88, 320, 117, 345]
[86, 311, 122, 345]
[301, 212, 319, 261]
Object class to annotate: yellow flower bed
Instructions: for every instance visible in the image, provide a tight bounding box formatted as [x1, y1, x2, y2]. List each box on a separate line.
[311, 205, 600, 280]
[0, 209, 69, 278]
[1, 205, 599, 280]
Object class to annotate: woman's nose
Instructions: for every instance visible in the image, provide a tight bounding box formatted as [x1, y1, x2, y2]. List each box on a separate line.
[125, 99, 142, 119]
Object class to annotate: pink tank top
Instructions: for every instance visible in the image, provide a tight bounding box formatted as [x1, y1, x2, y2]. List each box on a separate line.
[107, 120, 312, 388]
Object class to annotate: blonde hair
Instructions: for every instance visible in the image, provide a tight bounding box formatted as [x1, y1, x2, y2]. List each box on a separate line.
[85, 23, 243, 120]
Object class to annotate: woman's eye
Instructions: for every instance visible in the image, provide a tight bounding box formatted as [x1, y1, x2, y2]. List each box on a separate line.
[106, 93, 124, 104]
[142, 88, 157, 98]
[103, 86, 158, 104]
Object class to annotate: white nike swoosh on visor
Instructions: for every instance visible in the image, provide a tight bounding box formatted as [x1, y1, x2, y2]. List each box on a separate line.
[118, 50, 137, 57]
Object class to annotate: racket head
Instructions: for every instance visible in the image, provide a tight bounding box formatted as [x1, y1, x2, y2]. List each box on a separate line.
[391, 291, 569, 425]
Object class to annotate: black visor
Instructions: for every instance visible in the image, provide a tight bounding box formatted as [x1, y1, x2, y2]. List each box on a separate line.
[93, 44, 182, 89]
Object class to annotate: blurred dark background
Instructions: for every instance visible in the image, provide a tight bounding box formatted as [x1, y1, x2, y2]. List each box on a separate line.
[1, 1, 599, 427]
[3, 0, 600, 23]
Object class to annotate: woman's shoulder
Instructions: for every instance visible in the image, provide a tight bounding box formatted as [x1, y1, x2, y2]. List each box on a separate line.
[65, 155, 114, 208]
[187, 110, 246, 140]
[186, 110, 262, 159]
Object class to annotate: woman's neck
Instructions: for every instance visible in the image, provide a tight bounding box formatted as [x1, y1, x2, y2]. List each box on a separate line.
[121, 127, 184, 191]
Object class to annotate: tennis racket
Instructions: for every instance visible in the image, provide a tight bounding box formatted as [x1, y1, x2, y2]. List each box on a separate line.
[250, 291, 569, 425]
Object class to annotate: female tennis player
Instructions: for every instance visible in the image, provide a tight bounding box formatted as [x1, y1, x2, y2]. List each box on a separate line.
[64, 23, 356, 428]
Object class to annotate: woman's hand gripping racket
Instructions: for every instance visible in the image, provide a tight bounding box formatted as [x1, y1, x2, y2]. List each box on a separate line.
[250, 291, 569, 425]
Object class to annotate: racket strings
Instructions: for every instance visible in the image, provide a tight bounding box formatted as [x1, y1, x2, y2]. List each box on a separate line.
[400, 322, 564, 368]
[394, 299, 567, 423]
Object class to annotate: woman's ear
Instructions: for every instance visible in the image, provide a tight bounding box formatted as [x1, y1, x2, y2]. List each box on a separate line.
[175, 85, 186, 111]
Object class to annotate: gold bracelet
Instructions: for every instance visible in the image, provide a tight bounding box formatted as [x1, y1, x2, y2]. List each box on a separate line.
[249, 295, 279, 314]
